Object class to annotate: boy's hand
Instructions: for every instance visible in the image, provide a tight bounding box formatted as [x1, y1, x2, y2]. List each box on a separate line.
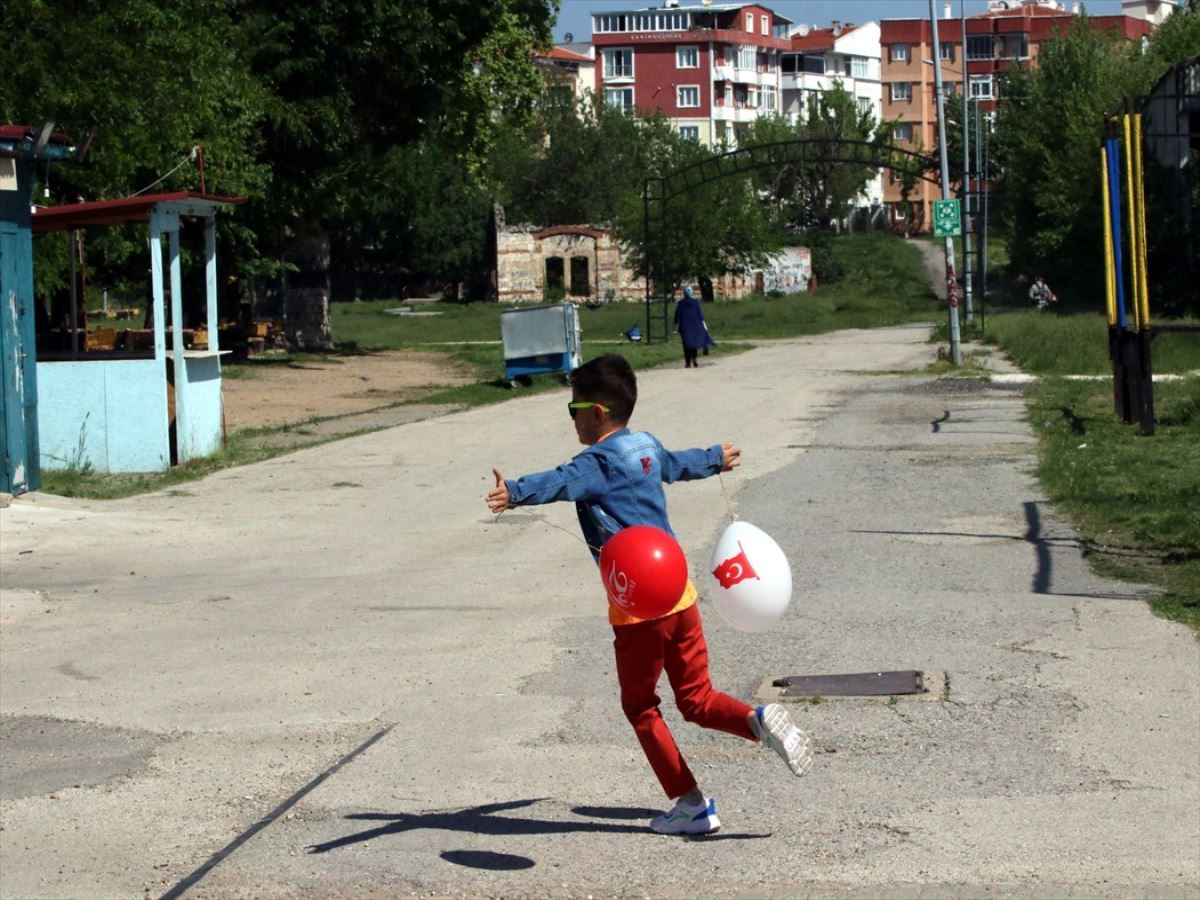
[720, 443, 741, 472]
[486, 468, 512, 513]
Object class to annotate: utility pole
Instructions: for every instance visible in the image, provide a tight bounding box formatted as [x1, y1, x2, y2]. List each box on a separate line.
[975, 101, 986, 327]
[930, 0, 963, 365]
[960, 0, 974, 324]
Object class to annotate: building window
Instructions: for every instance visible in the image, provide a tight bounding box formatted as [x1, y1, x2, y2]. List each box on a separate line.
[737, 45, 756, 70]
[679, 125, 700, 142]
[762, 86, 777, 112]
[1002, 36, 1029, 59]
[603, 48, 634, 79]
[940, 42, 955, 61]
[604, 87, 634, 113]
[761, 14, 769, 35]
[851, 57, 870, 79]
[969, 75, 993, 99]
[677, 85, 700, 108]
[545, 257, 565, 293]
[967, 36, 992, 60]
[745, 12, 753, 31]
[677, 45, 699, 68]
[891, 82, 912, 102]
[894, 122, 914, 141]
[891, 44, 910, 63]
[892, 202, 907, 220]
[856, 95, 872, 115]
[570, 257, 590, 296]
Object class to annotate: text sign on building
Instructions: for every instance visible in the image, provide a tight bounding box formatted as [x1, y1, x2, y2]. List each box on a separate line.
[932, 199, 961, 237]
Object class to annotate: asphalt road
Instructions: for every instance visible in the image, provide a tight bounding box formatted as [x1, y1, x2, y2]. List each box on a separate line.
[1, 326, 1197, 900]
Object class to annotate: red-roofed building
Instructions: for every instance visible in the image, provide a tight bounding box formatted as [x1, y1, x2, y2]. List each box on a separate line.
[881, 0, 1166, 232]
[537, 45, 596, 107]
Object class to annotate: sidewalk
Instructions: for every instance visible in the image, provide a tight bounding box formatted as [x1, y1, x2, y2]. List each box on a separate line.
[1, 326, 1196, 899]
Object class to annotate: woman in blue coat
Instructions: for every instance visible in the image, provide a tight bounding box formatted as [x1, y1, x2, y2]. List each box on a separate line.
[673, 285, 713, 368]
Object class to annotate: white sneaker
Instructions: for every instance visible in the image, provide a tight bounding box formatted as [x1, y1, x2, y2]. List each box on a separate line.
[649, 795, 721, 835]
[754, 703, 813, 776]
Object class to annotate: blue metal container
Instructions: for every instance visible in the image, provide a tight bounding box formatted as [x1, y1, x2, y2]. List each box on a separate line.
[500, 303, 581, 385]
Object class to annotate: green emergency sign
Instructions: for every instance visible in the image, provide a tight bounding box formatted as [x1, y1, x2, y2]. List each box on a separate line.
[933, 199, 961, 238]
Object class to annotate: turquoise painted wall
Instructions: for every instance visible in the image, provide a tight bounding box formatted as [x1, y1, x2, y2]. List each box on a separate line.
[37, 359, 170, 473]
[178, 355, 224, 460]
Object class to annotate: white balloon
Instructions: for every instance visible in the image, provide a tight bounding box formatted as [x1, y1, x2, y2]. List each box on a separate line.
[707, 521, 792, 632]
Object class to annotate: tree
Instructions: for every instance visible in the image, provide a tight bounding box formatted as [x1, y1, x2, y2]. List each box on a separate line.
[742, 86, 886, 232]
[489, 95, 778, 291]
[1, 0, 268, 297]
[240, 0, 555, 344]
[990, 12, 1180, 299]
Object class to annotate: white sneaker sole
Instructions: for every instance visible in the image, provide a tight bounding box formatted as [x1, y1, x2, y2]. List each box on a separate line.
[759, 702, 813, 776]
[650, 813, 721, 836]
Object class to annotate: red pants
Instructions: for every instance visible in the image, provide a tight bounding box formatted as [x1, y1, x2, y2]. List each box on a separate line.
[612, 603, 756, 799]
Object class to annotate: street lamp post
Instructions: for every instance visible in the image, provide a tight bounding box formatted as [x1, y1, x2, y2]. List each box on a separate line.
[961, 0, 974, 324]
[929, 0, 963, 366]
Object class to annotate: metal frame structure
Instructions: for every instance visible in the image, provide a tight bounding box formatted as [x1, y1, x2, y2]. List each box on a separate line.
[1102, 56, 1199, 436]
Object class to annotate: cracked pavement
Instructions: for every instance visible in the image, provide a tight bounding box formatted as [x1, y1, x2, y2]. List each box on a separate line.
[1, 326, 1197, 899]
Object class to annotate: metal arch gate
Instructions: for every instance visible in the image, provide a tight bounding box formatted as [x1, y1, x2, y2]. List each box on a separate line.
[641, 138, 949, 343]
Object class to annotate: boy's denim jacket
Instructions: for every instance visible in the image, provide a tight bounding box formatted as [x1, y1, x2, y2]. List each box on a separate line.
[505, 428, 724, 561]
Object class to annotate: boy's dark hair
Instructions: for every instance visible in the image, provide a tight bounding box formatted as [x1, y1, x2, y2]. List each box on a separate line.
[570, 354, 637, 424]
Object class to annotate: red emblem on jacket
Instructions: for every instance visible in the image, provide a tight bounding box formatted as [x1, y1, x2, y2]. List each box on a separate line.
[712, 542, 759, 589]
[641, 457, 652, 476]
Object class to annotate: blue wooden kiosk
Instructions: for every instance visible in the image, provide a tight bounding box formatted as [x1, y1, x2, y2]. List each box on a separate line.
[0, 124, 76, 493]
[31, 192, 243, 475]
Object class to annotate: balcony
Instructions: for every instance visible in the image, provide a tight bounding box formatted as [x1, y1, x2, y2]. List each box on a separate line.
[712, 103, 760, 123]
[711, 65, 760, 85]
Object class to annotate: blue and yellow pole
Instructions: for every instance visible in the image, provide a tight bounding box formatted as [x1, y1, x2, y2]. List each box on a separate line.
[1105, 135, 1128, 331]
[1101, 145, 1117, 328]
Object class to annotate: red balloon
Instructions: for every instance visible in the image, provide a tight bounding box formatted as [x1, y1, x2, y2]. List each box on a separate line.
[599, 525, 688, 620]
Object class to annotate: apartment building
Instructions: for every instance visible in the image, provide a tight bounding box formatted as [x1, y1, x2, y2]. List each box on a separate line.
[780, 21, 884, 210]
[537, 46, 596, 107]
[881, 0, 1162, 232]
[591, 1, 793, 148]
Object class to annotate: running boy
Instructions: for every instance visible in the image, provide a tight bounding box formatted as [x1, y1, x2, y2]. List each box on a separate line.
[486, 354, 812, 836]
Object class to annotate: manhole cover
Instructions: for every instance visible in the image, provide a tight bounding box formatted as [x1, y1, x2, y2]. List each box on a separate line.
[756, 670, 948, 703]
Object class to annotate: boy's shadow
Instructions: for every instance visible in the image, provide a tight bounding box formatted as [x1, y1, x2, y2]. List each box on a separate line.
[307, 799, 770, 857]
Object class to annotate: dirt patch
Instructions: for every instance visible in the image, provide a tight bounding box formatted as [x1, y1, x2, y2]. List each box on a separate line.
[221, 350, 474, 431]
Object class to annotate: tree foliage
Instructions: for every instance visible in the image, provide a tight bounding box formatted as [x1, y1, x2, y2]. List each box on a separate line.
[1, 0, 556, 296]
[992, 5, 1200, 310]
[1, 0, 268, 292]
[743, 86, 887, 231]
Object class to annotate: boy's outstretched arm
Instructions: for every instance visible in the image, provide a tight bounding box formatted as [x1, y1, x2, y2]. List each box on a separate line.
[486, 468, 511, 513]
[721, 442, 742, 472]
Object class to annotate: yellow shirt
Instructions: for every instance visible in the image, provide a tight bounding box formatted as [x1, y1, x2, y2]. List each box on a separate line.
[609, 579, 698, 627]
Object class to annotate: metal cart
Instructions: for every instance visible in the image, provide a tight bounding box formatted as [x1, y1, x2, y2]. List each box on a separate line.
[500, 303, 581, 387]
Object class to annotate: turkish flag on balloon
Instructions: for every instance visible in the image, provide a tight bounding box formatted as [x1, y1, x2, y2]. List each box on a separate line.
[708, 522, 792, 632]
[711, 542, 759, 589]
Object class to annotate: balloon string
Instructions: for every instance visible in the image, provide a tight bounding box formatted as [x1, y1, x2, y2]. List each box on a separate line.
[493, 510, 600, 555]
[718, 472, 739, 523]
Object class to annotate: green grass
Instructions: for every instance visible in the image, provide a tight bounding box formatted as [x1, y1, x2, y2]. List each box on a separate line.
[982, 311, 1200, 376]
[982, 312, 1200, 626]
